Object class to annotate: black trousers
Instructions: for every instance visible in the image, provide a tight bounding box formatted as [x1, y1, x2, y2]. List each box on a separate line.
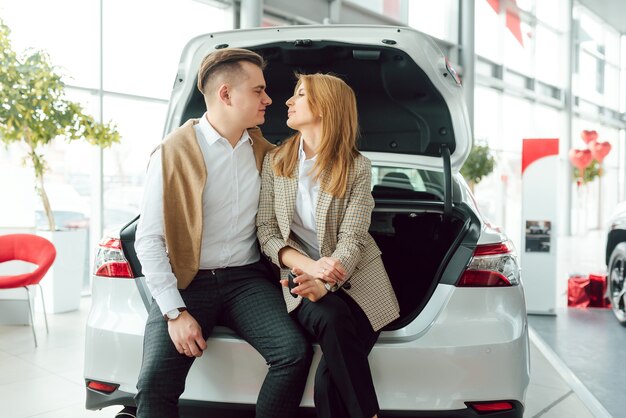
[135, 261, 312, 418]
[295, 290, 380, 418]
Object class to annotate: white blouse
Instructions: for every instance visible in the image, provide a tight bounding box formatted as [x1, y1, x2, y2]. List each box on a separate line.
[290, 138, 321, 260]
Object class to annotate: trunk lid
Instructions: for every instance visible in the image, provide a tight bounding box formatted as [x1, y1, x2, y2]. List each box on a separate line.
[165, 25, 472, 173]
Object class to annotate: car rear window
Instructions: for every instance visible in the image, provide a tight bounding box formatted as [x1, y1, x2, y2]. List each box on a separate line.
[371, 166, 444, 201]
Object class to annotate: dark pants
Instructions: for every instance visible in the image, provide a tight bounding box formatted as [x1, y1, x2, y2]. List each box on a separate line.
[295, 290, 380, 418]
[135, 261, 312, 418]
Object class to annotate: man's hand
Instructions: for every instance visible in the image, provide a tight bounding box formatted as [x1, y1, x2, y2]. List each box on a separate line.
[290, 267, 328, 302]
[167, 311, 207, 357]
[303, 257, 346, 285]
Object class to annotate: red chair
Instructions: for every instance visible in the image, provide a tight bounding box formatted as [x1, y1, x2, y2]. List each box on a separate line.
[0, 233, 56, 347]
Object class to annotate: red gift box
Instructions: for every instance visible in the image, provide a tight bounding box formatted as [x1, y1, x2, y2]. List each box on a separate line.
[567, 274, 610, 308]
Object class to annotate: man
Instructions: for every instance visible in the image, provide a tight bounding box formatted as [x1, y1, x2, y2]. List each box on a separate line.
[134, 48, 312, 418]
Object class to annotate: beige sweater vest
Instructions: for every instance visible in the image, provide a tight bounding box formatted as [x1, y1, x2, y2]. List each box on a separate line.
[160, 119, 274, 289]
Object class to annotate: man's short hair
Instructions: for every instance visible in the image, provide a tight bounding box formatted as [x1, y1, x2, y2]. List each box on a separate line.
[197, 48, 266, 95]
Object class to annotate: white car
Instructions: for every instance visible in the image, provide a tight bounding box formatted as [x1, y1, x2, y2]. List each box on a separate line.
[85, 25, 529, 417]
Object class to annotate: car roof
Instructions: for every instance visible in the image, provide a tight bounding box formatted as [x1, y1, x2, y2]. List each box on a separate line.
[165, 25, 472, 172]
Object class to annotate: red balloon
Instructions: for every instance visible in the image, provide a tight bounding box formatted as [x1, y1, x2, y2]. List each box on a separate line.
[581, 130, 598, 144]
[568, 148, 593, 171]
[588, 140, 612, 163]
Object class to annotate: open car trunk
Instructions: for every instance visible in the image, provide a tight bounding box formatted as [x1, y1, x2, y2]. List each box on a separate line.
[369, 199, 479, 330]
[168, 27, 472, 173]
[120, 199, 480, 330]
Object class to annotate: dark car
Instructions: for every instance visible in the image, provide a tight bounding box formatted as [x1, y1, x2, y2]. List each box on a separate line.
[606, 202, 626, 324]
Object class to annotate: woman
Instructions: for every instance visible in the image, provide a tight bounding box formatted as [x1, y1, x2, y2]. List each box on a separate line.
[257, 73, 400, 418]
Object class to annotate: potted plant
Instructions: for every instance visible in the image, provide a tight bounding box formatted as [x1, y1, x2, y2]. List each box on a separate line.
[0, 20, 120, 313]
[461, 141, 496, 193]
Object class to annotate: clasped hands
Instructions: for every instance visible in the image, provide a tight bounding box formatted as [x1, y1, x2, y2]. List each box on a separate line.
[281, 257, 347, 302]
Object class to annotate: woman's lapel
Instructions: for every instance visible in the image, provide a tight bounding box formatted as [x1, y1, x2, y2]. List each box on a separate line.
[277, 164, 299, 241]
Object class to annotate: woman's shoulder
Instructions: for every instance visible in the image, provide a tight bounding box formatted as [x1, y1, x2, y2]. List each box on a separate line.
[263, 146, 280, 162]
[353, 153, 372, 171]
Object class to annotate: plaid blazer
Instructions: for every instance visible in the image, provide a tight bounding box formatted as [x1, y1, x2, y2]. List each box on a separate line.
[257, 152, 400, 332]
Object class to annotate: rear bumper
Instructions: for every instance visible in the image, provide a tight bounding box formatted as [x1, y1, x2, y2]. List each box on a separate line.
[85, 279, 529, 412]
[87, 389, 523, 418]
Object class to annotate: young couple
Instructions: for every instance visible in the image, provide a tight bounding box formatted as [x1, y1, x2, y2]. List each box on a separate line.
[134, 47, 399, 418]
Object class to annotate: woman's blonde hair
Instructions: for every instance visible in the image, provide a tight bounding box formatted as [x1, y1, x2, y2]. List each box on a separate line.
[272, 73, 359, 198]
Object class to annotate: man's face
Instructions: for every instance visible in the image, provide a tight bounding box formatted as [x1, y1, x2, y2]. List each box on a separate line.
[228, 61, 272, 128]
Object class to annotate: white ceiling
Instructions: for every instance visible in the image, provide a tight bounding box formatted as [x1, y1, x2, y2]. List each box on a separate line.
[578, 0, 626, 34]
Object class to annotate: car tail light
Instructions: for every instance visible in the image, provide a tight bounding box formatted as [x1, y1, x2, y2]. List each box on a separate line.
[94, 237, 134, 278]
[466, 401, 514, 412]
[457, 241, 520, 287]
[87, 380, 119, 394]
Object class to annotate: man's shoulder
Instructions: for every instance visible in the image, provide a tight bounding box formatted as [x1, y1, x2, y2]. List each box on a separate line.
[248, 126, 275, 165]
[162, 119, 200, 150]
[248, 126, 274, 147]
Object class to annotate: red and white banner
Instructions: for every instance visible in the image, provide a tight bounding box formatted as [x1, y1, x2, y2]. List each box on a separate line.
[521, 138, 559, 314]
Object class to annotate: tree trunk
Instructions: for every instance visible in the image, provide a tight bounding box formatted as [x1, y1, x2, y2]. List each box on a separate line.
[37, 172, 56, 231]
[25, 131, 56, 231]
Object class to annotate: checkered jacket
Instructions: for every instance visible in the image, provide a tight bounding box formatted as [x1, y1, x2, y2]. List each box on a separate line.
[257, 152, 400, 332]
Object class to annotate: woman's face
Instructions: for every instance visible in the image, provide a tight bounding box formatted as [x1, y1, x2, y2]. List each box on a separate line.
[285, 81, 319, 131]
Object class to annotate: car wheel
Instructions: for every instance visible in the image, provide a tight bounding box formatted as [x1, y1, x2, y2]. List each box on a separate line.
[609, 242, 626, 326]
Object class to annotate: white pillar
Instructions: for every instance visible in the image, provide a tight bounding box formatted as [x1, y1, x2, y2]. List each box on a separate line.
[241, 0, 263, 28]
[459, 0, 475, 133]
[563, 0, 574, 235]
[328, 0, 341, 23]
[90, 0, 105, 288]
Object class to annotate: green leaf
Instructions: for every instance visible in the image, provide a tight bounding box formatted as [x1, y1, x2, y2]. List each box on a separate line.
[460, 141, 496, 186]
[573, 159, 602, 184]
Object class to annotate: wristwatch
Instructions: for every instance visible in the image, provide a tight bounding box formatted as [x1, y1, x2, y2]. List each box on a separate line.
[164, 307, 187, 321]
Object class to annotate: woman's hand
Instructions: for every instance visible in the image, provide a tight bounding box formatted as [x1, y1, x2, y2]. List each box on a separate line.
[303, 257, 346, 286]
[288, 267, 328, 302]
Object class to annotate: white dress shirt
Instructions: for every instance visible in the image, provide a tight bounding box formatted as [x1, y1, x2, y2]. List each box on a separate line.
[290, 138, 321, 260]
[135, 114, 261, 315]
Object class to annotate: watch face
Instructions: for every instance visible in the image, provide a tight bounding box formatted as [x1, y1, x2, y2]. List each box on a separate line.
[166, 309, 180, 320]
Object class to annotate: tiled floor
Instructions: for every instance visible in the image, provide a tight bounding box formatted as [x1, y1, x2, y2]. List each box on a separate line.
[0, 229, 611, 417]
[530, 309, 622, 417]
[0, 297, 118, 418]
[529, 230, 612, 417]
[525, 339, 596, 418]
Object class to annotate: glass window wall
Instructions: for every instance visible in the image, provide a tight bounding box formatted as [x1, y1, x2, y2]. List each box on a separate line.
[407, 0, 458, 43]
[102, 0, 233, 99]
[0, 0, 100, 89]
[474, 0, 624, 236]
[102, 96, 168, 231]
[347, 0, 406, 22]
[0, 0, 233, 290]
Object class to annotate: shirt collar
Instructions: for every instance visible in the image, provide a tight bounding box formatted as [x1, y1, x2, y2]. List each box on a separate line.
[198, 113, 251, 146]
[298, 137, 317, 162]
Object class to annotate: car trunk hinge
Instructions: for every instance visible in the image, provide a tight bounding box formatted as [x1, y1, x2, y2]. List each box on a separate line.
[440, 144, 452, 217]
